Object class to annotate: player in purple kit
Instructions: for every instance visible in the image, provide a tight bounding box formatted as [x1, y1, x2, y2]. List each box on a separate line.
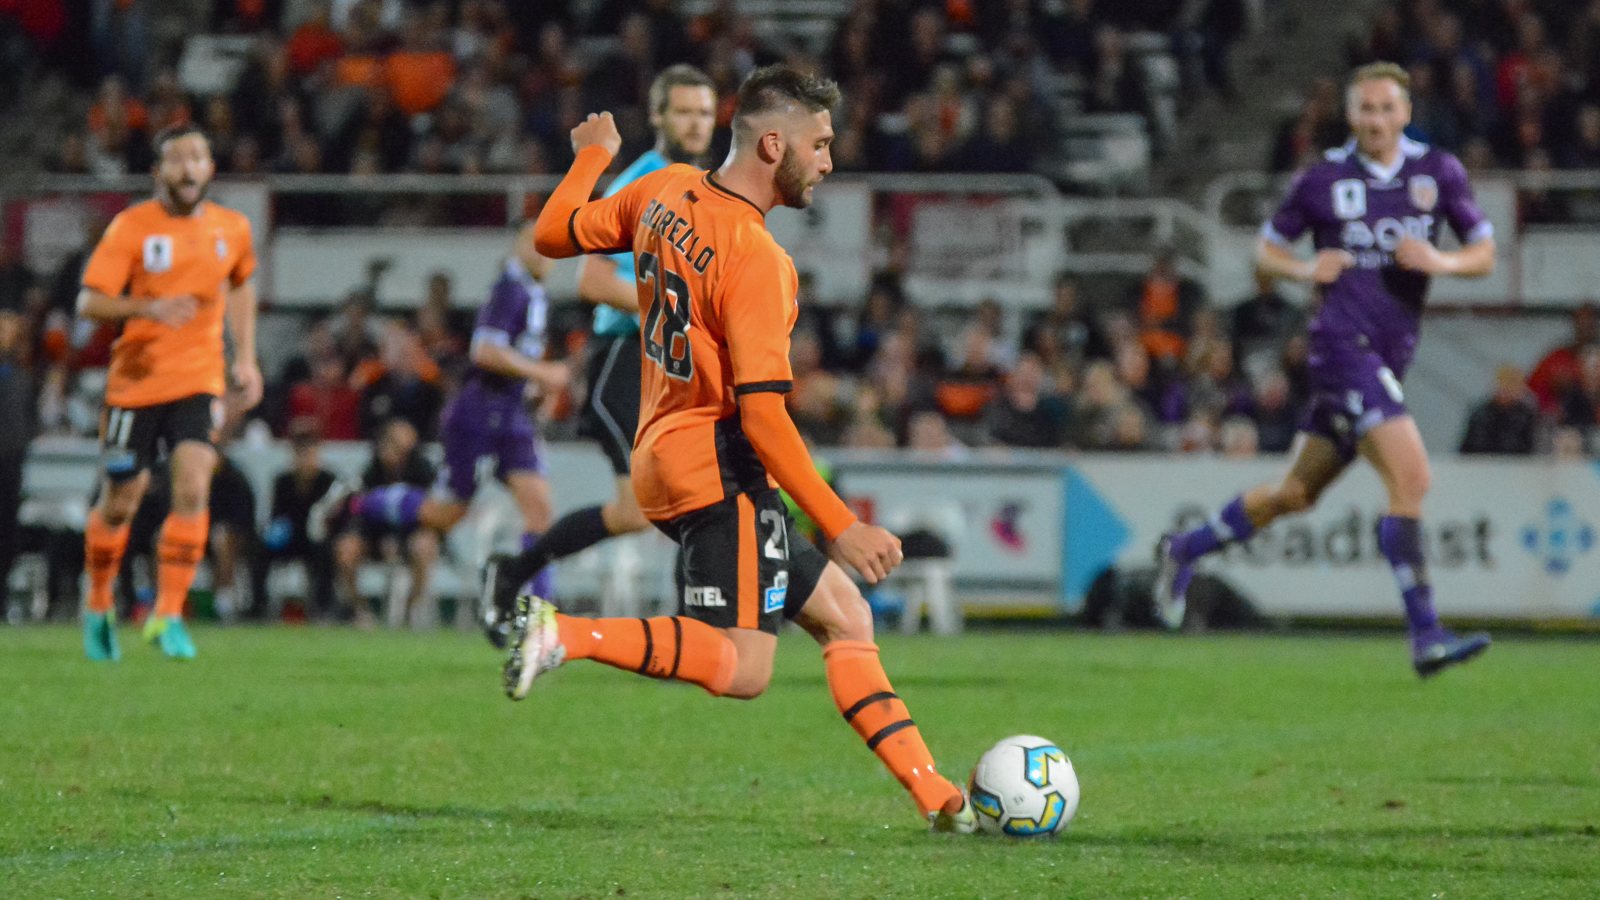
[313, 222, 567, 610]
[1154, 63, 1494, 677]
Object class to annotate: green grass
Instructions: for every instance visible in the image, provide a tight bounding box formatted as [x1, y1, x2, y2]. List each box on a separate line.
[1, 624, 1596, 899]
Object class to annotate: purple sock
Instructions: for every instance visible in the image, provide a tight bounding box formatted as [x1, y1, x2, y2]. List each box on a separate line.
[1172, 496, 1256, 563]
[521, 531, 541, 553]
[1378, 515, 1438, 634]
[355, 485, 426, 528]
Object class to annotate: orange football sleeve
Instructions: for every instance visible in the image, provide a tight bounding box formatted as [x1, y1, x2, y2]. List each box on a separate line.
[80, 215, 139, 297]
[230, 221, 257, 285]
[738, 391, 858, 541]
[532, 145, 615, 258]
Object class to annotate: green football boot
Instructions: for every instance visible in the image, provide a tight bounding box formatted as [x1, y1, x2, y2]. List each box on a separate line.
[83, 610, 121, 662]
[144, 614, 197, 659]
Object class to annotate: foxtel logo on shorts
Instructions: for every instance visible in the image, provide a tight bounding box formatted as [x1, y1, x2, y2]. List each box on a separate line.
[684, 586, 726, 607]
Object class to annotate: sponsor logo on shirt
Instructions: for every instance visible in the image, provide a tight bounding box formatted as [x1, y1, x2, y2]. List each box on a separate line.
[685, 586, 725, 608]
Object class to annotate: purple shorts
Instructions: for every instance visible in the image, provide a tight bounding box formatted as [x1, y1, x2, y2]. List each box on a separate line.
[1297, 334, 1409, 461]
[435, 393, 548, 502]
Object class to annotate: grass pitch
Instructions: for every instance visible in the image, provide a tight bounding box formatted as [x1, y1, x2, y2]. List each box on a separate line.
[1, 624, 1596, 899]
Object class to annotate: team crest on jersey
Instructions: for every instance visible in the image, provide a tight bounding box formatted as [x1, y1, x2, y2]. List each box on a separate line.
[143, 235, 174, 273]
[1408, 175, 1438, 212]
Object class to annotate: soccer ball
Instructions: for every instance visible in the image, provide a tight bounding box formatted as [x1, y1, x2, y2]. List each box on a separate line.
[968, 735, 1080, 837]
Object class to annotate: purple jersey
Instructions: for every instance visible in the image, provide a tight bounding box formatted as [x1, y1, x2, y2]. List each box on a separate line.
[465, 256, 550, 401]
[1263, 136, 1491, 376]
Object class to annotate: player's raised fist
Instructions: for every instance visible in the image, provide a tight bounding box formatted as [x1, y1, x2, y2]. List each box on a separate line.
[571, 112, 623, 158]
[832, 521, 904, 585]
[1310, 249, 1356, 284]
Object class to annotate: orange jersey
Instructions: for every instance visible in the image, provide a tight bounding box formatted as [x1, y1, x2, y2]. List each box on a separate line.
[569, 165, 799, 521]
[82, 199, 256, 408]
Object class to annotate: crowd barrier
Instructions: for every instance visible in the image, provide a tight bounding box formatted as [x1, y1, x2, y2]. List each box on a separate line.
[23, 438, 1600, 622]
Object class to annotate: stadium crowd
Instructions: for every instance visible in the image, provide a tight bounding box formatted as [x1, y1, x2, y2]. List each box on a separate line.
[3, 0, 1244, 199]
[1276, 0, 1600, 215]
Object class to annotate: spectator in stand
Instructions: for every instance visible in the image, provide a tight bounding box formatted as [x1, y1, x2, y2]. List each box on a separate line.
[266, 418, 339, 620]
[1460, 364, 1538, 455]
[1272, 77, 1345, 172]
[1218, 416, 1259, 458]
[1528, 303, 1598, 415]
[1106, 404, 1151, 452]
[1033, 275, 1111, 367]
[1069, 360, 1125, 450]
[335, 85, 411, 173]
[287, 353, 361, 441]
[906, 409, 967, 460]
[329, 417, 440, 630]
[1249, 369, 1299, 454]
[1557, 347, 1600, 434]
[355, 320, 444, 440]
[1230, 271, 1305, 378]
[1559, 104, 1600, 170]
[0, 303, 37, 618]
[1134, 248, 1203, 363]
[1085, 24, 1141, 114]
[936, 326, 1004, 431]
[1115, 340, 1185, 425]
[1518, 149, 1567, 225]
[287, 1, 344, 77]
[852, 278, 903, 371]
[1550, 425, 1586, 460]
[841, 384, 897, 449]
[982, 352, 1065, 448]
[1187, 339, 1252, 424]
[0, 241, 32, 314]
[789, 331, 846, 447]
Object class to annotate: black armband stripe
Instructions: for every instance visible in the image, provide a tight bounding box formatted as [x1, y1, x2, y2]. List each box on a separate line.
[567, 209, 583, 253]
[734, 380, 793, 396]
[669, 616, 683, 680]
[636, 618, 653, 676]
[865, 719, 916, 750]
[841, 691, 898, 723]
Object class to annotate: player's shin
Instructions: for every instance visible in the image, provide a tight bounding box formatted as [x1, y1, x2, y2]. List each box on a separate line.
[823, 640, 962, 818]
[505, 507, 610, 590]
[85, 509, 131, 614]
[1378, 515, 1438, 634]
[155, 512, 209, 617]
[1170, 496, 1256, 563]
[556, 614, 736, 695]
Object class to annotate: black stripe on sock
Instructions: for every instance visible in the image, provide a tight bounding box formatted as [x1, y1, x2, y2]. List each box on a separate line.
[669, 617, 683, 679]
[841, 691, 898, 723]
[865, 719, 915, 751]
[637, 618, 653, 676]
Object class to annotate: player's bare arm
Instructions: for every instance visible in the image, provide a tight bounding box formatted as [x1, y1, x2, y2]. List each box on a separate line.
[76, 287, 199, 326]
[469, 340, 571, 396]
[1394, 236, 1496, 277]
[225, 279, 263, 409]
[1256, 239, 1354, 285]
[577, 256, 641, 313]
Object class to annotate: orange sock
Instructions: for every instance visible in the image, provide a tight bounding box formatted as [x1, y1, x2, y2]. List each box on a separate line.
[824, 640, 961, 818]
[84, 509, 131, 614]
[556, 614, 737, 696]
[154, 512, 209, 618]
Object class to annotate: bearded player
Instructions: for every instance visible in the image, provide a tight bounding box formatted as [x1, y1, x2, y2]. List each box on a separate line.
[1155, 62, 1494, 677]
[482, 64, 717, 646]
[506, 65, 977, 832]
[78, 124, 262, 660]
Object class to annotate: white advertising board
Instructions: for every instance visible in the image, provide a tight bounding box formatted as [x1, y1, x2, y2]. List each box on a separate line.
[830, 461, 1063, 596]
[1068, 456, 1600, 621]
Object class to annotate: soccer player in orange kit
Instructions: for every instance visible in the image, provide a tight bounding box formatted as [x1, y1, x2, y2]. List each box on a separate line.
[503, 66, 976, 832]
[77, 124, 262, 660]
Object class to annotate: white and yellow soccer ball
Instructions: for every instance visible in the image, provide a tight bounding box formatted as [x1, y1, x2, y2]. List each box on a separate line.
[968, 735, 1080, 837]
